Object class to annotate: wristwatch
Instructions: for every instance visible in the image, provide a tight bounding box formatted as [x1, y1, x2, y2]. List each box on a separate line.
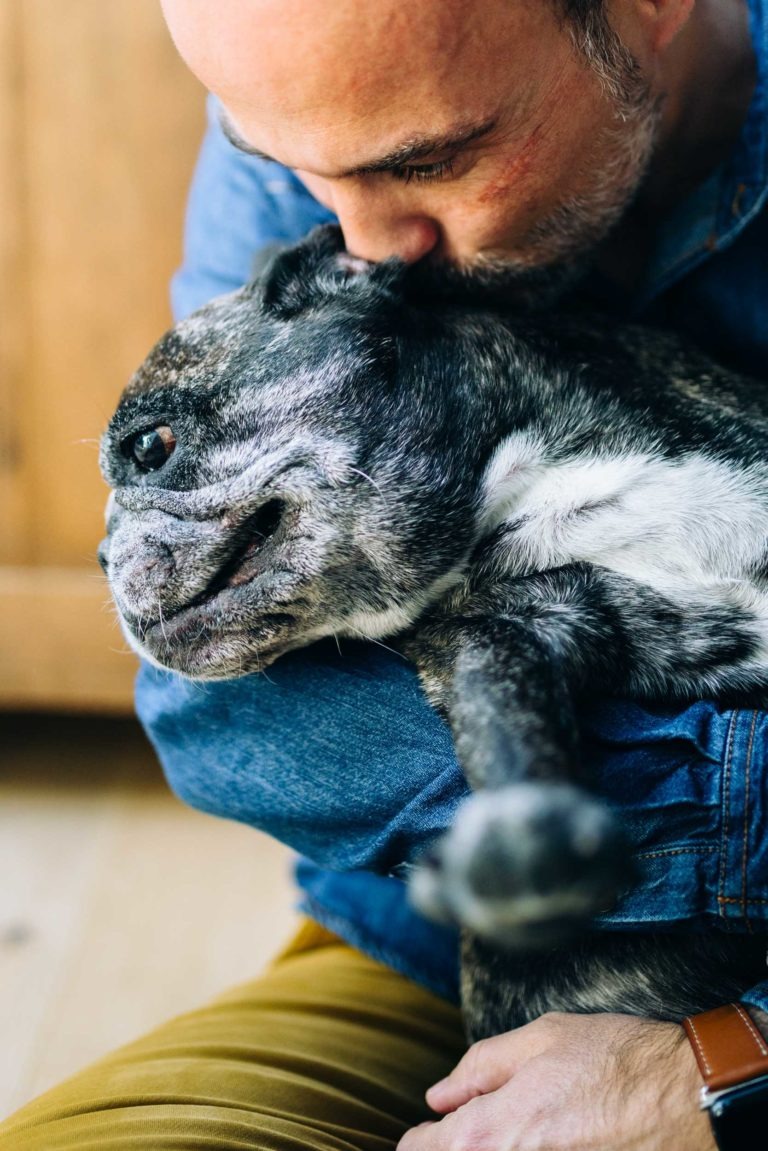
[683, 1003, 768, 1148]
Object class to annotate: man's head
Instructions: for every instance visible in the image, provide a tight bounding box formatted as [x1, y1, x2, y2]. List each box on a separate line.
[160, 0, 694, 291]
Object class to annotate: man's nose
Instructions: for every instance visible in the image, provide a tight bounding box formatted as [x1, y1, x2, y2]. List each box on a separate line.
[328, 184, 441, 264]
[342, 214, 440, 264]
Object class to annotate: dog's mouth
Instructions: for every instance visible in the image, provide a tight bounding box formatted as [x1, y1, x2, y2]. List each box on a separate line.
[131, 497, 286, 635]
[192, 498, 286, 605]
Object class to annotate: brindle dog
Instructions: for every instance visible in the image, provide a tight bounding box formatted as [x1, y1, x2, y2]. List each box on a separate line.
[100, 226, 768, 1042]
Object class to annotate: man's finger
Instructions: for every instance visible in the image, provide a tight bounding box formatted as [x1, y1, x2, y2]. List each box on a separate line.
[425, 1032, 527, 1112]
[400, 1093, 509, 1151]
[397, 1119, 437, 1150]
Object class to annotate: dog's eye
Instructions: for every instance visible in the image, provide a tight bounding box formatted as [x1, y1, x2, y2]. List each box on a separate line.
[128, 425, 177, 471]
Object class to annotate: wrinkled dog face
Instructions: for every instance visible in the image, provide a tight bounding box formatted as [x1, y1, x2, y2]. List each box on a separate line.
[99, 227, 484, 678]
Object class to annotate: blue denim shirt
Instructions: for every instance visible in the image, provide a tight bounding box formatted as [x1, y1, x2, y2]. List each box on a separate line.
[137, 0, 768, 1015]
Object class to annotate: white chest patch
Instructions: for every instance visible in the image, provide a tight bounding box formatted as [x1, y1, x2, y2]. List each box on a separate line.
[481, 437, 768, 593]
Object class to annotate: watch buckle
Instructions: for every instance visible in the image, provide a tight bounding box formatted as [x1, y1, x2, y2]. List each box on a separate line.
[700, 1072, 768, 1112]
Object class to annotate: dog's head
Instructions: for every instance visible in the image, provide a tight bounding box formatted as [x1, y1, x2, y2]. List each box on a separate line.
[99, 225, 508, 678]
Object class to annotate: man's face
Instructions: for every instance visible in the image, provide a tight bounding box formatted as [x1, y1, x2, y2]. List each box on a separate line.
[161, 0, 663, 284]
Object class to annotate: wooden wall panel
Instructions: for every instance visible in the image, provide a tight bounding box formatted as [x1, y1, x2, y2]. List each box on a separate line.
[0, 0, 31, 565]
[0, 569, 137, 712]
[20, 0, 206, 566]
[0, 1, 207, 710]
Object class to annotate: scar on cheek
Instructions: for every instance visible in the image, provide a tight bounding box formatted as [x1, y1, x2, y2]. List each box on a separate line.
[477, 61, 585, 206]
[478, 122, 545, 204]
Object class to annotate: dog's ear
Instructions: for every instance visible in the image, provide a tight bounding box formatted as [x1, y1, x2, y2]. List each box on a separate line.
[250, 241, 289, 281]
[258, 224, 406, 319]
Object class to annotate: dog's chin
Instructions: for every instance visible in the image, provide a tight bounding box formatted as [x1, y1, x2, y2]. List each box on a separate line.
[118, 602, 301, 681]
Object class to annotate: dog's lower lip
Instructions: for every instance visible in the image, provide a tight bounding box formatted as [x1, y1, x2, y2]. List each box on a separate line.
[137, 598, 295, 659]
[155, 587, 235, 627]
[138, 576, 261, 638]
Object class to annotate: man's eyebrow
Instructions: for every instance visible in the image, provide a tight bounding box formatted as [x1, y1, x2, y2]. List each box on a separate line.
[348, 118, 498, 176]
[218, 109, 274, 160]
[218, 108, 498, 176]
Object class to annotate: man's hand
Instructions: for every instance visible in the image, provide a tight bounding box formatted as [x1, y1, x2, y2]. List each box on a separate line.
[397, 1012, 714, 1151]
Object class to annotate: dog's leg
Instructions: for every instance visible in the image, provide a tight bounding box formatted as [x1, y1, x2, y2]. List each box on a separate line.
[405, 561, 760, 946]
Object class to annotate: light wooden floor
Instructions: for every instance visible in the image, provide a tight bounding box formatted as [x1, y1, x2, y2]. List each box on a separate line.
[0, 713, 298, 1120]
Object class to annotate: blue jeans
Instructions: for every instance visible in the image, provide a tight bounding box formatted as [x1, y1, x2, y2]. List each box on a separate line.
[137, 95, 768, 1011]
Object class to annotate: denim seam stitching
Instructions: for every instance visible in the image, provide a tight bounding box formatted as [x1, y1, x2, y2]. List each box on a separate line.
[719, 710, 737, 920]
[637, 847, 718, 860]
[742, 710, 758, 930]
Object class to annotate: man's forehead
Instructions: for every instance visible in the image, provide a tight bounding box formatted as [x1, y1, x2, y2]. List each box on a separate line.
[161, 0, 557, 172]
[162, 0, 470, 92]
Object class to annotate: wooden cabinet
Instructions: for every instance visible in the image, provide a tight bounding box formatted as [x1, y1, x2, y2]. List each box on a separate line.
[0, 1, 206, 710]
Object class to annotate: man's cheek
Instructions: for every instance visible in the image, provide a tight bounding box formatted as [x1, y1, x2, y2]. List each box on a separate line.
[477, 123, 548, 205]
[475, 72, 601, 213]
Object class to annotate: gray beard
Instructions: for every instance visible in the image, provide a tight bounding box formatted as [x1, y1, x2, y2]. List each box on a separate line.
[408, 78, 663, 311]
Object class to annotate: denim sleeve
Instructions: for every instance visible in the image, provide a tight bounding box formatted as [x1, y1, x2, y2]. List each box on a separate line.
[139, 92, 768, 1013]
[581, 702, 768, 1015]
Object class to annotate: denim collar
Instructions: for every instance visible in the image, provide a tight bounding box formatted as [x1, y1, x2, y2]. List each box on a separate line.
[633, 0, 767, 307]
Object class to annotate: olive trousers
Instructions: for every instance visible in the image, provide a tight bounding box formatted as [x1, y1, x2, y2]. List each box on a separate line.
[0, 921, 466, 1150]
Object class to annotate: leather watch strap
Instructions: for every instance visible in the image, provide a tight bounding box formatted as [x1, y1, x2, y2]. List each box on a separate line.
[683, 1004, 768, 1092]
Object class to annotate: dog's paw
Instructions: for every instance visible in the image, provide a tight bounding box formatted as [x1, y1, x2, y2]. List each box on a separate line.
[409, 783, 633, 948]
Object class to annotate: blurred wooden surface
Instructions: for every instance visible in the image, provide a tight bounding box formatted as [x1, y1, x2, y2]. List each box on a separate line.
[0, 0, 207, 710]
[0, 715, 298, 1119]
[0, 568, 138, 710]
